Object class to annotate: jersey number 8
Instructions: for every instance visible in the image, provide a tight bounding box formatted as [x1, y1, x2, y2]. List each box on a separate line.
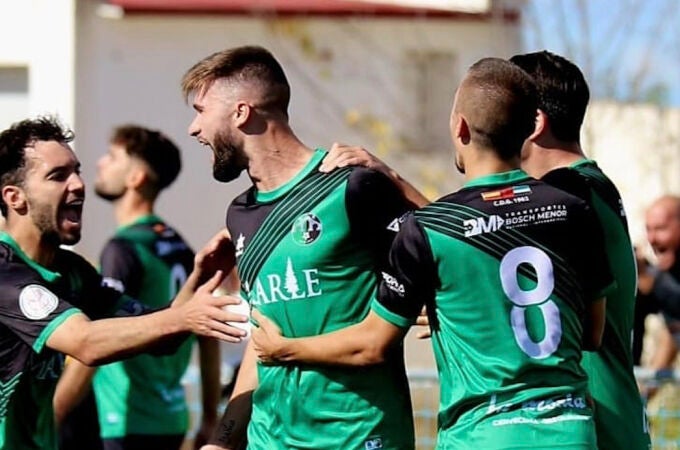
[500, 246, 562, 359]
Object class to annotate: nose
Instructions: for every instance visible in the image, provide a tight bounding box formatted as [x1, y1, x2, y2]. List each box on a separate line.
[69, 172, 85, 194]
[188, 116, 200, 137]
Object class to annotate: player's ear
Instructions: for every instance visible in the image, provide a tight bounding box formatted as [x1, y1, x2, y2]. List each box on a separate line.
[126, 164, 148, 190]
[234, 101, 252, 128]
[2, 185, 27, 214]
[456, 114, 471, 145]
[528, 108, 547, 141]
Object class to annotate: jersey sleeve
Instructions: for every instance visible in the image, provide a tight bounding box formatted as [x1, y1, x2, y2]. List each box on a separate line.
[345, 168, 413, 269]
[0, 262, 80, 354]
[572, 202, 616, 302]
[99, 238, 143, 296]
[372, 214, 438, 328]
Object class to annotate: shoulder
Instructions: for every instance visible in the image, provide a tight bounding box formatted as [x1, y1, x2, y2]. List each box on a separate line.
[345, 167, 403, 202]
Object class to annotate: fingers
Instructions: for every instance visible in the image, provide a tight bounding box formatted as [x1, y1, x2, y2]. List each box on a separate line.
[201, 319, 249, 343]
[415, 328, 432, 339]
[198, 270, 225, 293]
[320, 142, 371, 173]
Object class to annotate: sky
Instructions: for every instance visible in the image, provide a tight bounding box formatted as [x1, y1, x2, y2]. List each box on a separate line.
[520, 0, 680, 106]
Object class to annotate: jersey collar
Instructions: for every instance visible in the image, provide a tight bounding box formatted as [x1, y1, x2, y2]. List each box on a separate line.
[255, 148, 327, 203]
[463, 169, 531, 189]
[0, 232, 61, 282]
[569, 158, 596, 169]
[118, 214, 162, 231]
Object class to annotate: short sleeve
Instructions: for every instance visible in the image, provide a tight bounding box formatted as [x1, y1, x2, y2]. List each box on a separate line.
[345, 168, 413, 270]
[572, 202, 616, 301]
[372, 214, 438, 328]
[100, 238, 143, 296]
[0, 262, 80, 353]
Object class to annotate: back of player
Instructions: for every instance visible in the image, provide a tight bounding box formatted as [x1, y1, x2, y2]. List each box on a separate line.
[380, 172, 611, 449]
[543, 160, 651, 449]
[93, 216, 195, 447]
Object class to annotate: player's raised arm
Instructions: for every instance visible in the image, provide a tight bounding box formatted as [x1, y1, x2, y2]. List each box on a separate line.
[46, 271, 248, 366]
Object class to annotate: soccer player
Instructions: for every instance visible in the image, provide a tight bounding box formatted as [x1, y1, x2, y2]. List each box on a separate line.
[54, 126, 222, 450]
[251, 57, 612, 449]
[510, 50, 651, 450]
[0, 117, 247, 450]
[181, 45, 418, 450]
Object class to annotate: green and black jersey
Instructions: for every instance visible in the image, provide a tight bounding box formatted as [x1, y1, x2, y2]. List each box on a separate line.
[543, 160, 651, 450]
[228, 149, 414, 450]
[93, 215, 195, 438]
[373, 170, 614, 449]
[0, 232, 123, 450]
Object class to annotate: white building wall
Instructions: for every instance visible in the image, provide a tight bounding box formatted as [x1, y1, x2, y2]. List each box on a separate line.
[73, 1, 521, 260]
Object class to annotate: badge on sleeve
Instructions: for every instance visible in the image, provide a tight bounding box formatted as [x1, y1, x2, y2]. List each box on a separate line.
[19, 285, 59, 320]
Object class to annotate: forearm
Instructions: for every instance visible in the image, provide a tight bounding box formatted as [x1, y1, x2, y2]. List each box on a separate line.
[260, 312, 407, 367]
[583, 298, 606, 351]
[386, 168, 429, 208]
[53, 358, 97, 425]
[199, 336, 222, 422]
[49, 309, 185, 366]
[650, 324, 678, 369]
[209, 342, 258, 449]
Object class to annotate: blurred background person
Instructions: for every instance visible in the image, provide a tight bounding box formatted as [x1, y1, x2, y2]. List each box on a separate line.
[56, 125, 221, 450]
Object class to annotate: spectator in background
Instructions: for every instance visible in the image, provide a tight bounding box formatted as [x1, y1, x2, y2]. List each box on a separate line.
[55, 125, 222, 450]
[637, 195, 680, 367]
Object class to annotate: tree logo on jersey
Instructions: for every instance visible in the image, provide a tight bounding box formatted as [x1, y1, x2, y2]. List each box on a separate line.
[235, 233, 246, 257]
[19, 284, 59, 320]
[463, 215, 505, 237]
[291, 213, 322, 245]
[248, 257, 323, 305]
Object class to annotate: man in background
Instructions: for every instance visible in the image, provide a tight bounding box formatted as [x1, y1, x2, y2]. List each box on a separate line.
[56, 125, 222, 450]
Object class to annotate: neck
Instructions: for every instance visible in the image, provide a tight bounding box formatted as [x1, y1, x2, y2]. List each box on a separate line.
[245, 124, 315, 192]
[4, 220, 57, 267]
[463, 148, 521, 182]
[523, 136, 586, 179]
[112, 193, 154, 227]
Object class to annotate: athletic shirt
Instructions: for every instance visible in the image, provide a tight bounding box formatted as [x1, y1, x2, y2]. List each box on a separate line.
[372, 170, 614, 449]
[227, 149, 415, 450]
[0, 232, 123, 450]
[543, 160, 651, 450]
[93, 215, 195, 438]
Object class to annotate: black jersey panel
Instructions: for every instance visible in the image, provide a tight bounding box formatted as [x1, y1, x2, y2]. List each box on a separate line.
[345, 168, 413, 272]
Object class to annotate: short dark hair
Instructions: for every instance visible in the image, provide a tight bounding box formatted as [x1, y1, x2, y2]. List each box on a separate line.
[0, 116, 74, 217]
[456, 57, 537, 160]
[510, 51, 589, 142]
[110, 125, 181, 191]
[181, 45, 290, 117]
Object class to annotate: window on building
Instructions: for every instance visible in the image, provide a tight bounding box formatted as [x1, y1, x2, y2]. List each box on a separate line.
[0, 66, 29, 130]
[401, 50, 458, 153]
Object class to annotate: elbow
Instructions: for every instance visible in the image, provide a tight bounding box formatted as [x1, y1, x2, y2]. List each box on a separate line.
[352, 342, 390, 366]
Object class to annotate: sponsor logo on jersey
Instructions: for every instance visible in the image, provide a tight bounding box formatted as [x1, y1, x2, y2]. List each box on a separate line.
[503, 205, 568, 228]
[247, 257, 323, 305]
[291, 213, 322, 245]
[482, 185, 532, 204]
[235, 233, 246, 257]
[387, 213, 409, 232]
[19, 284, 59, 320]
[365, 437, 383, 450]
[464, 215, 505, 237]
[381, 271, 405, 296]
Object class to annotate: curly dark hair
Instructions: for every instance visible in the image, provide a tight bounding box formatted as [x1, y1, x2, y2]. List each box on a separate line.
[0, 116, 74, 217]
